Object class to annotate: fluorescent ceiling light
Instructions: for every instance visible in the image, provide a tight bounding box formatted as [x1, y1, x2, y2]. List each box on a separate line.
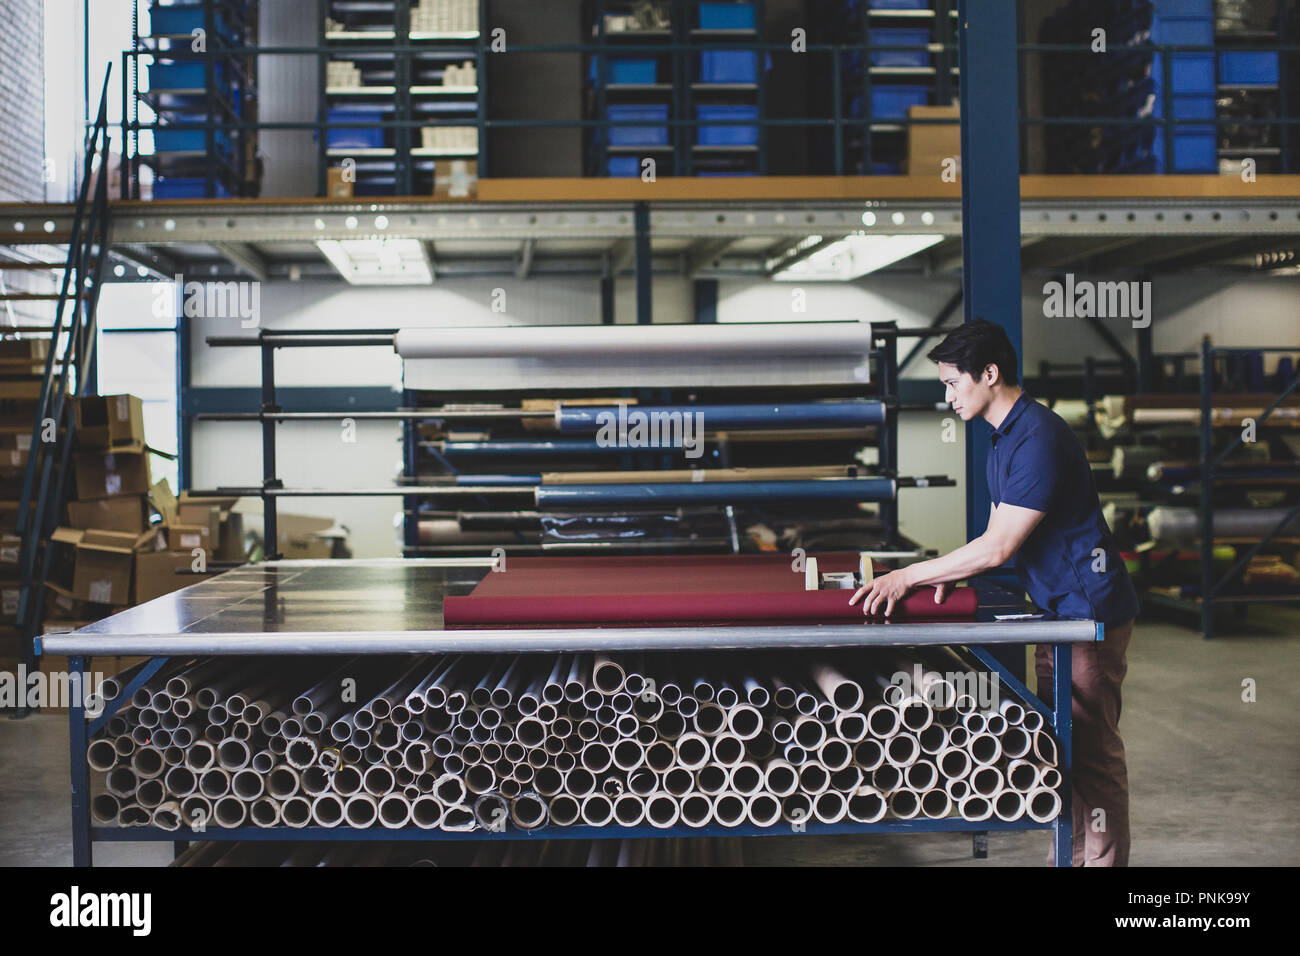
[772, 233, 943, 281]
[316, 238, 433, 285]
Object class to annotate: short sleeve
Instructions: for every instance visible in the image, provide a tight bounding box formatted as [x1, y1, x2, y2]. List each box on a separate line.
[998, 429, 1059, 512]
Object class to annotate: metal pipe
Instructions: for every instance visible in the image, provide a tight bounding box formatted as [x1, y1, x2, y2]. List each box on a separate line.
[1039, 767, 1062, 791]
[810, 662, 864, 713]
[697, 765, 728, 795]
[798, 761, 831, 796]
[812, 789, 848, 824]
[281, 795, 312, 828]
[663, 767, 693, 797]
[834, 711, 867, 743]
[853, 739, 884, 772]
[945, 778, 970, 802]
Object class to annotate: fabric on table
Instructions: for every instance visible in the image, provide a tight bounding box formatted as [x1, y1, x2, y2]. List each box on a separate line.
[443, 553, 977, 625]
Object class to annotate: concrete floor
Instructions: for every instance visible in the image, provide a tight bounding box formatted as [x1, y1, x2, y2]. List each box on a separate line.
[3, 610, 1297, 866]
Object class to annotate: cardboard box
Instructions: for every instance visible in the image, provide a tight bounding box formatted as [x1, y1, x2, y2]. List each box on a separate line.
[0, 533, 21, 567]
[75, 394, 146, 451]
[135, 550, 213, 604]
[0, 429, 33, 453]
[165, 522, 211, 554]
[0, 499, 36, 529]
[73, 528, 159, 605]
[0, 447, 28, 476]
[0, 579, 19, 622]
[66, 495, 151, 533]
[277, 513, 336, 559]
[47, 527, 84, 590]
[434, 159, 478, 199]
[44, 581, 108, 621]
[327, 166, 354, 198]
[74, 451, 151, 500]
[906, 104, 960, 176]
[0, 338, 49, 376]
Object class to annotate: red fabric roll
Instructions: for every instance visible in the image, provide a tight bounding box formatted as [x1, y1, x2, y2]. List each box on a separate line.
[443, 553, 977, 626]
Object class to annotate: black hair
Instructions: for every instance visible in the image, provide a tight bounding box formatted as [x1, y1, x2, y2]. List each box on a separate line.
[926, 319, 1020, 387]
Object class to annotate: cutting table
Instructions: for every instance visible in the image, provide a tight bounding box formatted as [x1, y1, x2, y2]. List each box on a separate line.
[39, 558, 1099, 867]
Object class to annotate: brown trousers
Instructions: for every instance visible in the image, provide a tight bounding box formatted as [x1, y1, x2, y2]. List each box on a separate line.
[1034, 618, 1133, 867]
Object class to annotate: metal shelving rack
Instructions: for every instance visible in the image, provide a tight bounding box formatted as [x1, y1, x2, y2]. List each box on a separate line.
[41, 560, 1092, 867]
[319, 0, 486, 196]
[1138, 338, 1300, 639]
[128, 0, 260, 199]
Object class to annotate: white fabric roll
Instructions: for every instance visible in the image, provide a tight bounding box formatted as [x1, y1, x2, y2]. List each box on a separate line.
[394, 321, 872, 359]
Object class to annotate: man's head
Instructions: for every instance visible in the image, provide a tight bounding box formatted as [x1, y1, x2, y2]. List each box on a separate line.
[926, 319, 1020, 423]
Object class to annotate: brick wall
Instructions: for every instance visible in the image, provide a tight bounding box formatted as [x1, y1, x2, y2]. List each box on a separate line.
[0, 0, 46, 202]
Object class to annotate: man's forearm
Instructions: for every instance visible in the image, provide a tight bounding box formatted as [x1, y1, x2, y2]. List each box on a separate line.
[901, 536, 1007, 589]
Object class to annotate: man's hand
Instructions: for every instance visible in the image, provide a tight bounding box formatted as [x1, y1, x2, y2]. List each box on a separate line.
[849, 568, 912, 618]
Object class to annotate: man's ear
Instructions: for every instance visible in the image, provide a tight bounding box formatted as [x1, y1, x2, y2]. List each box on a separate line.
[984, 363, 1000, 387]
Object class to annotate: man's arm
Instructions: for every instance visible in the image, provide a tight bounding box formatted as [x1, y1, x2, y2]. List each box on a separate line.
[850, 502, 1046, 616]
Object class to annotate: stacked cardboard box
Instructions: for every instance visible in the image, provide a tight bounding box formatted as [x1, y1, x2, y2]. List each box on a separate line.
[0, 339, 52, 670]
[904, 104, 961, 177]
[410, 0, 479, 34]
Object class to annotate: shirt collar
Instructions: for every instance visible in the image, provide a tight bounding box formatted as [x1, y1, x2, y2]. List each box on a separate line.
[990, 391, 1031, 440]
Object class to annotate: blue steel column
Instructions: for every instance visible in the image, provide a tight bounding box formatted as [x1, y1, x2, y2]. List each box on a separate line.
[69, 654, 92, 867]
[634, 201, 652, 324]
[957, 0, 1022, 542]
[1052, 639, 1074, 867]
[958, 2, 1026, 688]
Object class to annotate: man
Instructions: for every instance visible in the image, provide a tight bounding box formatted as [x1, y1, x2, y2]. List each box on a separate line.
[850, 319, 1139, 867]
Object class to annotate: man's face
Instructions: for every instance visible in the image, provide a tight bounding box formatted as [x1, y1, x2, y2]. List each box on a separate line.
[938, 362, 990, 422]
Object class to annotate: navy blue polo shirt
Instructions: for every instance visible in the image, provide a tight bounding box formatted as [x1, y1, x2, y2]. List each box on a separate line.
[987, 392, 1139, 624]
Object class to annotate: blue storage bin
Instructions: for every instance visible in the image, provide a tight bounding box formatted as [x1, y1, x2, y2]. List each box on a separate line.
[700, 49, 758, 83]
[149, 60, 222, 91]
[607, 156, 641, 177]
[149, 5, 229, 37]
[607, 104, 669, 146]
[869, 28, 930, 68]
[698, 2, 755, 30]
[609, 58, 657, 84]
[1151, 0, 1212, 15]
[1152, 127, 1216, 171]
[1152, 52, 1216, 94]
[153, 126, 229, 152]
[696, 104, 758, 145]
[870, 85, 928, 119]
[153, 177, 232, 199]
[327, 109, 386, 149]
[1219, 51, 1279, 85]
[1151, 16, 1213, 44]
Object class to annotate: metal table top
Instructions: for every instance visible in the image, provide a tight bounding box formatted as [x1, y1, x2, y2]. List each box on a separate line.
[38, 558, 1101, 656]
